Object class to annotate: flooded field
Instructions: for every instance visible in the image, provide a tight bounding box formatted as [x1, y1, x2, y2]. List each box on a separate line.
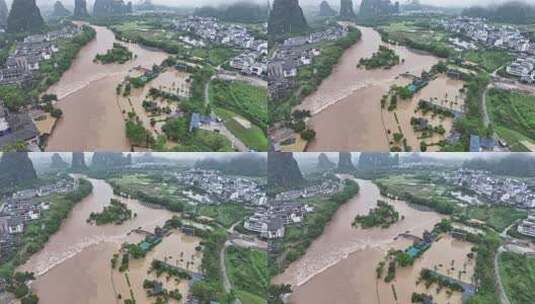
[273, 179, 474, 304]
[295, 26, 450, 151]
[45, 24, 168, 151]
[117, 69, 191, 142]
[18, 177, 194, 304]
[383, 75, 466, 151]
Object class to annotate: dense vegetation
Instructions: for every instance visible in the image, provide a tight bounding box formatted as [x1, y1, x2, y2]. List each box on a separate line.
[225, 246, 268, 304]
[87, 198, 133, 225]
[358, 46, 400, 70]
[94, 42, 133, 64]
[486, 89, 535, 151]
[466, 232, 501, 304]
[443, 74, 490, 151]
[498, 252, 535, 304]
[190, 228, 230, 303]
[352, 200, 400, 229]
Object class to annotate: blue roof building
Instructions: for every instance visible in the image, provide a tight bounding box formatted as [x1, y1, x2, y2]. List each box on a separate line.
[189, 112, 201, 132]
[469, 135, 481, 152]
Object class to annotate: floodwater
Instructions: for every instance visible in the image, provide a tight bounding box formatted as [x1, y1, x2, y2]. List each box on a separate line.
[45, 24, 168, 151]
[18, 177, 194, 304]
[118, 69, 191, 139]
[382, 75, 466, 152]
[273, 179, 474, 304]
[112, 231, 202, 304]
[297, 26, 440, 151]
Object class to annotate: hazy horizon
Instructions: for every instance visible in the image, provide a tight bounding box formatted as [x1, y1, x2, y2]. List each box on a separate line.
[26, 0, 266, 10]
[299, 0, 532, 8]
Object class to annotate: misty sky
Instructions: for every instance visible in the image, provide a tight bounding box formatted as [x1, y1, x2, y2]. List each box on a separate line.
[299, 0, 530, 8]
[24, 152, 266, 163]
[31, 0, 265, 9]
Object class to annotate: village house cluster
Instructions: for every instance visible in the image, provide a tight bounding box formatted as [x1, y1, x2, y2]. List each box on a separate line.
[0, 25, 81, 151]
[268, 25, 348, 102]
[274, 179, 341, 201]
[244, 179, 342, 240]
[0, 100, 40, 151]
[441, 17, 535, 83]
[173, 16, 268, 78]
[174, 168, 266, 205]
[0, 178, 78, 262]
[0, 26, 80, 86]
[243, 201, 314, 240]
[441, 168, 535, 208]
[517, 215, 535, 238]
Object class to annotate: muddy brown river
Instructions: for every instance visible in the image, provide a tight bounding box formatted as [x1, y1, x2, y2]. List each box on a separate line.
[273, 179, 474, 304]
[297, 26, 441, 151]
[45, 24, 168, 151]
[18, 177, 193, 304]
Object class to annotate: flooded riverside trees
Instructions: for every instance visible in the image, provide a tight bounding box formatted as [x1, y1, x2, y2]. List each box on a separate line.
[268, 152, 535, 304]
[0, 152, 269, 304]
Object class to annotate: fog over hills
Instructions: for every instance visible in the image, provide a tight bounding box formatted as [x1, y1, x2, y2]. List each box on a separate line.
[296, 0, 530, 8]
[20, 0, 265, 10]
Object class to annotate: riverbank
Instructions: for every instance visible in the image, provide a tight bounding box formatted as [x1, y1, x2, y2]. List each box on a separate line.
[272, 179, 478, 304]
[17, 177, 177, 303]
[44, 24, 169, 151]
[270, 177, 359, 275]
[295, 26, 440, 151]
[0, 177, 92, 279]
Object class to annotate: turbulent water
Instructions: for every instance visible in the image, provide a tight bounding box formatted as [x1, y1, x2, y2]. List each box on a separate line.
[296, 26, 440, 151]
[273, 179, 474, 304]
[44, 24, 168, 151]
[18, 177, 178, 304]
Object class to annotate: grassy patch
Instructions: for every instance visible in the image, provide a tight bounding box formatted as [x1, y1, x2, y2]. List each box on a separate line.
[375, 175, 459, 207]
[498, 252, 535, 304]
[225, 246, 268, 303]
[462, 206, 527, 232]
[214, 107, 267, 151]
[462, 50, 513, 72]
[467, 231, 501, 304]
[210, 80, 268, 131]
[487, 89, 535, 150]
[193, 204, 252, 228]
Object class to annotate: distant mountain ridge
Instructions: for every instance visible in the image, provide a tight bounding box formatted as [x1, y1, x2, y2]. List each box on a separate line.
[463, 1, 535, 24]
[0, 152, 37, 188]
[268, 0, 308, 37]
[319, 1, 337, 17]
[7, 0, 45, 33]
[73, 0, 90, 18]
[52, 1, 71, 17]
[268, 152, 304, 189]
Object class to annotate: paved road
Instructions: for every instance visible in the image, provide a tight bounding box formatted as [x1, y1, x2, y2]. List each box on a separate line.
[220, 240, 242, 304]
[495, 246, 512, 304]
[203, 79, 248, 152]
[482, 85, 492, 128]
